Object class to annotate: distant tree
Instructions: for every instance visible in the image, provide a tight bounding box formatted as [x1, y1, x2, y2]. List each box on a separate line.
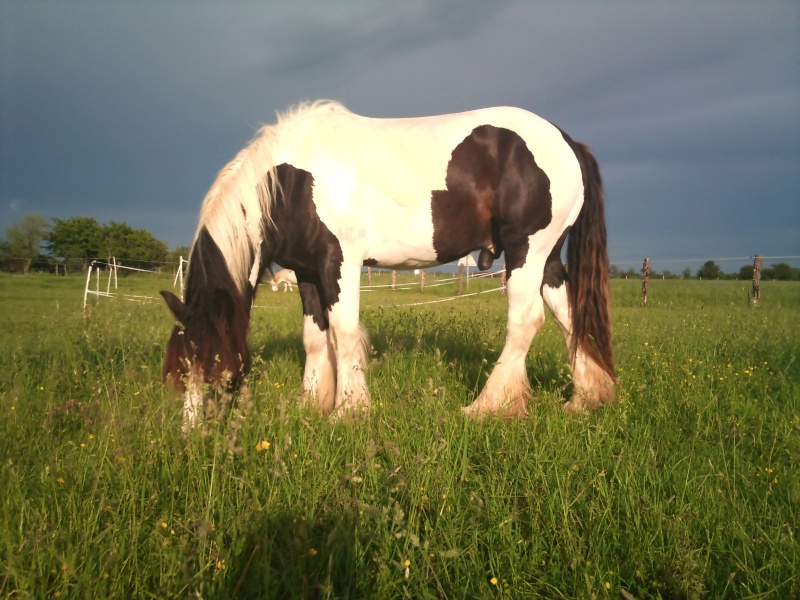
[5, 213, 49, 273]
[697, 260, 723, 280]
[662, 269, 675, 279]
[46, 217, 167, 271]
[766, 262, 793, 281]
[100, 221, 168, 269]
[609, 264, 621, 279]
[0, 238, 10, 272]
[738, 264, 754, 280]
[682, 267, 693, 279]
[46, 217, 103, 271]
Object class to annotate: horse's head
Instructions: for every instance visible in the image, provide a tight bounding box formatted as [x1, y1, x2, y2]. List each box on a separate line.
[160, 286, 251, 429]
[270, 280, 279, 292]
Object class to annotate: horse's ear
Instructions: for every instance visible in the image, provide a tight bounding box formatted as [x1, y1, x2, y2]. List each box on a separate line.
[160, 290, 187, 324]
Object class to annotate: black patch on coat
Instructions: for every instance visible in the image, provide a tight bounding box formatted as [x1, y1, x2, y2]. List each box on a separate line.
[431, 125, 553, 277]
[261, 164, 344, 330]
[362, 258, 378, 267]
[542, 226, 570, 291]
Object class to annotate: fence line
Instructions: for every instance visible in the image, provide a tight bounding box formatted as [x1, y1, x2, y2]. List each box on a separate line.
[611, 255, 800, 267]
[369, 285, 505, 308]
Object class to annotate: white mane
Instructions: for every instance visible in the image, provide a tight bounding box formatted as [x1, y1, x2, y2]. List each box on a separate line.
[191, 100, 350, 293]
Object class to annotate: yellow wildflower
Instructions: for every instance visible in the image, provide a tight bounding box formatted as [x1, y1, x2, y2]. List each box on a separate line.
[490, 577, 498, 585]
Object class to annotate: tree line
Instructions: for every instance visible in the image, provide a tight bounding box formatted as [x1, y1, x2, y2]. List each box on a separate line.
[0, 213, 189, 274]
[610, 260, 800, 281]
[3, 212, 798, 281]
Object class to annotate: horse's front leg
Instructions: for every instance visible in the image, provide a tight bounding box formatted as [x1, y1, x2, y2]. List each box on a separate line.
[298, 282, 336, 414]
[328, 264, 370, 416]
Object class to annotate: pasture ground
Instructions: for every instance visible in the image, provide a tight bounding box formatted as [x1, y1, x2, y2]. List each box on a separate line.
[0, 272, 798, 599]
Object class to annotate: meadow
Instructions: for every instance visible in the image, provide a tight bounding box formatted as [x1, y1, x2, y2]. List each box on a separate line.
[0, 271, 797, 599]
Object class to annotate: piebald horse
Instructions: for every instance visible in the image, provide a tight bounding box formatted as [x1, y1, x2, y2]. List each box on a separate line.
[270, 268, 297, 292]
[161, 101, 615, 431]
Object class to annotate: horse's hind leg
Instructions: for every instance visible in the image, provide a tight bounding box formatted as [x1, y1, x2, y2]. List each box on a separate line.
[463, 259, 545, 418]
[298, 282, 336, 414]
[542, 271, 615, 412]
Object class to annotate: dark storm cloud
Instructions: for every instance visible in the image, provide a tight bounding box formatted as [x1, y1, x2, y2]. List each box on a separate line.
[0, 0, 797, 272]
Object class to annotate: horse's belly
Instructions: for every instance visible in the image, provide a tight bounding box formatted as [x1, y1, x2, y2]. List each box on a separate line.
[362, 204, 440, 269]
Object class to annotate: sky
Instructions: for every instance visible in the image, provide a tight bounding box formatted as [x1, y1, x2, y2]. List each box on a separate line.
[1, 1, 798, 274]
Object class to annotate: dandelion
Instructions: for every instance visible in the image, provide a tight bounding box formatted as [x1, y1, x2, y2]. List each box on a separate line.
[404, 559, 411, 567]
[216, 559, 226, 570]
[490, 577, 499, 585]
[57, 477, 65, 484]
[161, 522, 168, 528]
[605, 581, 612, 590]
[256, 440, 270, 452]
[309, 548, 318, 556]
[88, 434, 94, 440]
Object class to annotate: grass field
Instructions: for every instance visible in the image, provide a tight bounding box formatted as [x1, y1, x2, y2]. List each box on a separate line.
[0, 271, 798, 599]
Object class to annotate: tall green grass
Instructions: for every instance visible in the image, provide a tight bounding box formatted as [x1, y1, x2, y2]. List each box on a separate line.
[0, 273, 797, 598]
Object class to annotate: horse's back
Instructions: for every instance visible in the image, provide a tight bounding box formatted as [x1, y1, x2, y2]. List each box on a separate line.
[271, 104, 584, 269]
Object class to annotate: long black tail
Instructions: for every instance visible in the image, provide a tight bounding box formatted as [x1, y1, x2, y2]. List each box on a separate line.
[566, 144, 616, 379]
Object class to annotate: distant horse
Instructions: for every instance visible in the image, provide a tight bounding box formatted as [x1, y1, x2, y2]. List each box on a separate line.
[270, 268, 297, 292]
[161, 101, 615, 431]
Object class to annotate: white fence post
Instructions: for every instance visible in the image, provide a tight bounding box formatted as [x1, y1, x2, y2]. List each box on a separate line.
[82, 261, 96, 313]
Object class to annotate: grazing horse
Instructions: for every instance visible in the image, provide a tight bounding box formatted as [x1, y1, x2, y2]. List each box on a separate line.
[161, 101, 615, 431]
[270, 268, 297, 292]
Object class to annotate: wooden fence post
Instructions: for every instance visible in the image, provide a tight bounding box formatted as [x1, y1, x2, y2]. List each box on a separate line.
[751, 255, 762, 306]
[458, 264, 465, 295]
[641, 257, 650, 306]
[420, 269, 426, 291]
[391, 270, 396, 290]
[367, 267, 372, 286]
[501, 262, 507, 296]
